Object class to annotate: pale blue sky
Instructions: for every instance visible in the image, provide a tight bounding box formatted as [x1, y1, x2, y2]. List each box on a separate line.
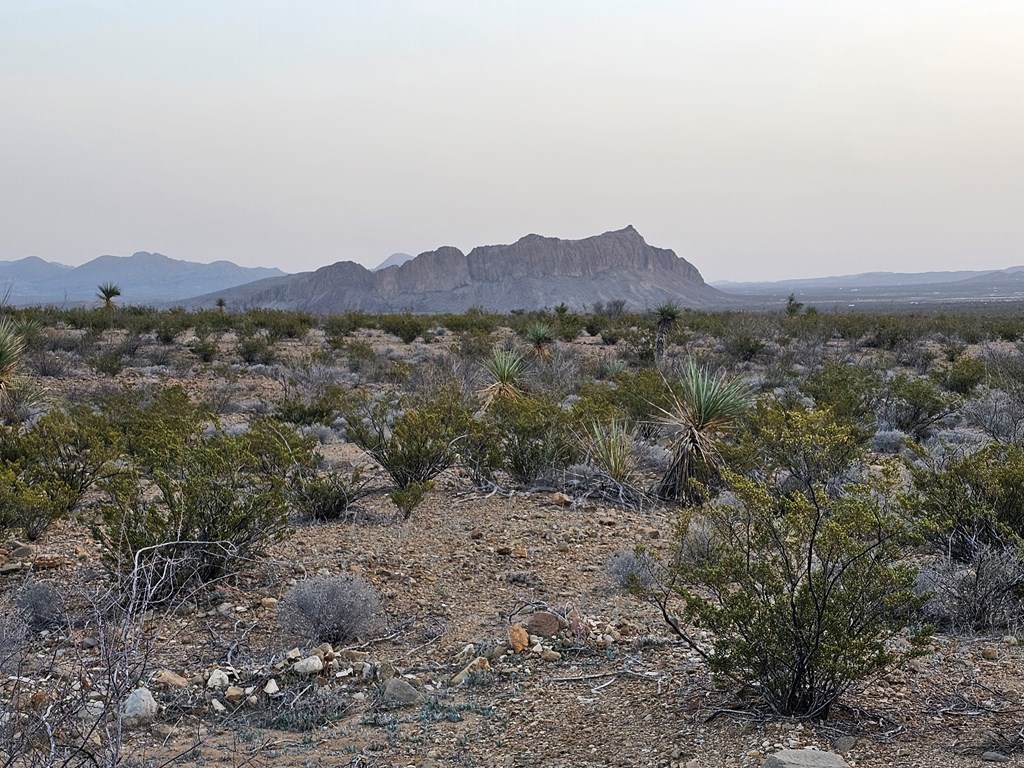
[2, 1, 1022, 281]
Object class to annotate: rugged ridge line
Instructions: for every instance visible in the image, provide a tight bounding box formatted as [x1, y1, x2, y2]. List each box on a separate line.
[188, 226, 733, 312]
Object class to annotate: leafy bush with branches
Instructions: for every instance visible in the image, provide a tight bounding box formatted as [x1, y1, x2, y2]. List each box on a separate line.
[341, 388, 472, 516]
[653, 462, 927, 719]
[94, 404, 312, 601]
[487, 394, 577, 487]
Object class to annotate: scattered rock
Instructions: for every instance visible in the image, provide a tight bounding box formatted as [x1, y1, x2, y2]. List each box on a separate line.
[263, 679, 280, 695]
[151, 669, 189, 689]
[0, 564, 22, 576]
[383, 678, 424, 706]
[9, 544, 34, 560]
[259, 597, 278, 609]
[831, 736, 856, 755]
[508, 625, 529, 653]
[206, 669, 230, 690]
[527, 611, 562, 638]
[982, 647, 999, 661]
[540, 648, 561, 662]
[291, 655, 324, 676]
[376, 661, 397, 680]
[551, 492, 573, 507]
[224, 686, 245, 703]
[762, 750, 849, 768]
[285, 648, 302, 661]
[981, 752, 1011, 763]
[122, 688, 158, 727]
[210, 699, 226, 714]
[1002, 635, 1018, 646]
[451, 656, 490, 685]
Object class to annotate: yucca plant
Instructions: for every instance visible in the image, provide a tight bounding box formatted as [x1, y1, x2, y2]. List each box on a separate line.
[0, 318, 27, 414]
[523, 323, 554, 360]
[582, 419, 639, 484]
[654, 361, 752, 504]
[652, 302, 682, 362]
[97, 282, 122, 310]
[478, 347, 530, 409]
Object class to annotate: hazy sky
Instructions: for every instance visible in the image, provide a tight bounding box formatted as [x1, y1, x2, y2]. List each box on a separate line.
[2, 1, 1023, 281]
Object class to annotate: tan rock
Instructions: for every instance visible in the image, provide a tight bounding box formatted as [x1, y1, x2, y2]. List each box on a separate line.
[151, 669, 189, 689]
[551, 492, 573, 507]
[507, 625, 529, 653]
[224, 686, 245, 703]
[451, 656, 490, 685]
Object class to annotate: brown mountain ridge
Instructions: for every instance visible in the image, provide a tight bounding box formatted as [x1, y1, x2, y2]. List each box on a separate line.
[187, 226, 734, 313]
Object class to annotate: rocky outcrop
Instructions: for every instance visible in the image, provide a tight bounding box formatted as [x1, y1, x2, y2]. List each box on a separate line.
[190, 226, 735, 313]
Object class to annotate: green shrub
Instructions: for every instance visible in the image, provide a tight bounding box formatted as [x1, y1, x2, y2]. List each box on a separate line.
[238, 335, 277, 365]
[94, 416, 311, 601]
[341, 388, 471, 514]
[378, 313, 427, 344]
[913, 444, 1024, 559]
[487, 394, 577, 486]
[935, 356, 986, 395]
[802, 361, 882, 429]
[655, 466, 927, 718]
[290, 465, 368, 522]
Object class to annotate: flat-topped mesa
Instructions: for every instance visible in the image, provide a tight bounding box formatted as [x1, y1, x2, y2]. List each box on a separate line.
[189, 226, 731, 312]
[465, 225, 703, 283]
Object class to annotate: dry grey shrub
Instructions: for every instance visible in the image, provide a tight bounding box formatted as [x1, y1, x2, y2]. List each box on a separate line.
[918, 544, 1024, 633]
[13, 580, 66, 632]
[606, 550, 659, 591]
[278, 574, 382, 645]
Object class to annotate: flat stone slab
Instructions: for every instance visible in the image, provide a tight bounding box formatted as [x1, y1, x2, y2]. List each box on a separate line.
[763, 749, 850, 768]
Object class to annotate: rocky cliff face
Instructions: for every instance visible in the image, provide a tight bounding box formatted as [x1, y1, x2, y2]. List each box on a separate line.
[191, 226, 733, 312]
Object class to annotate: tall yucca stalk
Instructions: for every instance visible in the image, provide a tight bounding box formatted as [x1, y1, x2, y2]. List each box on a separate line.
[478, 347, 530, 410]
[654, 361, 752, 504]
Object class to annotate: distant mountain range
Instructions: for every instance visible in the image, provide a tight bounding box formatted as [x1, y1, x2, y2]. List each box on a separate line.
[371, 252, 414, 271]
[714, 266, 1024, 307]
[0, 253, 284, 306]
[186, 226, 733, 313]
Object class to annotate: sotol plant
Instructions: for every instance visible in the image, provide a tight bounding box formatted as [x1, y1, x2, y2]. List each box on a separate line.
[654, 362, 752, 504]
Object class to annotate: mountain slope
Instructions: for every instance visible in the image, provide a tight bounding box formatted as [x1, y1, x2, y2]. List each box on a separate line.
[189, 226, 733, 312]
[0, 252, 285, 305]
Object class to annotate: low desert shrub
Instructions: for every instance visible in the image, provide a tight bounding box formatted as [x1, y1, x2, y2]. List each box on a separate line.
[290, 465, 368, 522]
[14, 581, 66, 632]
[487, 394, 577, 487]
[919, 544, 1024, 633]
[935, 356, 986, 396]
[341, 388, 471, 514]
[654, 466, 927, 719]
[94, 408, 311, 601]
[278, 574, 382, 645]
[606, 549, 658, 591]
[378, 313, 427, 344]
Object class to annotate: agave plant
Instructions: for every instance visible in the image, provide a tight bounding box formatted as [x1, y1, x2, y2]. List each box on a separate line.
[654, 361, 752, 504]
[478, 347, 530, 409]
[523, 323, 555, 360]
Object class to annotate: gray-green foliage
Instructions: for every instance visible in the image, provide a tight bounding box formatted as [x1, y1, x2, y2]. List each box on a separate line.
[278, 574, 382, 645]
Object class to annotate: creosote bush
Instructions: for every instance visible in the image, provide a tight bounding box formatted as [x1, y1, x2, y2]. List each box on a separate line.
[278, 574, 382, 645]
[649, 403, 929, 719]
